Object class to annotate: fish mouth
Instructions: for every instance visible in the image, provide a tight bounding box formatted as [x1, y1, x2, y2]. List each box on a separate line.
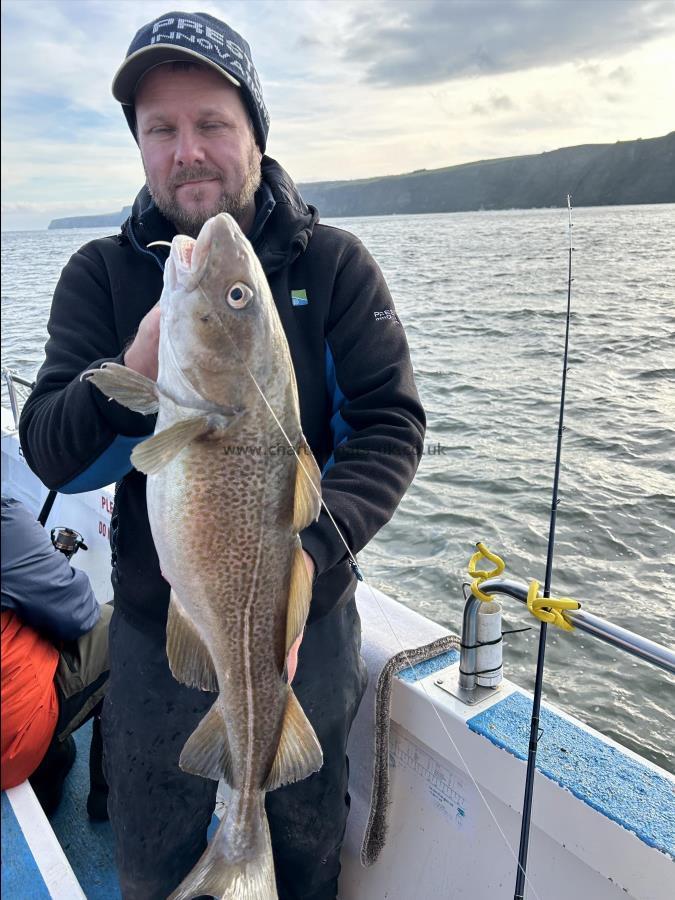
[168, 231, 207, 292]
[168, 214, 242, 291]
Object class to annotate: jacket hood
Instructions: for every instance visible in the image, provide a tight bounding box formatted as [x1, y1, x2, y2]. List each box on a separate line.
[121, 157, 319, 276]
[255, 156, 319, 273]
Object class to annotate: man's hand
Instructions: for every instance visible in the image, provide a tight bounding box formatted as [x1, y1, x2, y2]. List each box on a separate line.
[124, 304, 161, 380]
[286, 550, 315, 684]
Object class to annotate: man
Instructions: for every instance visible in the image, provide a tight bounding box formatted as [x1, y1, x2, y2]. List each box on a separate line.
[1, 496, 110, 819]
[20, 11, 425, 899]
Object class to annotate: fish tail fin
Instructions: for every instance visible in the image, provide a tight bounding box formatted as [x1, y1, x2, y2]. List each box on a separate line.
[167, 795, 277, 900]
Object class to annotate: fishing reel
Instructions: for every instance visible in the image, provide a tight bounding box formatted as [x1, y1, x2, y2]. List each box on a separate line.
[50, 526, 88, 560]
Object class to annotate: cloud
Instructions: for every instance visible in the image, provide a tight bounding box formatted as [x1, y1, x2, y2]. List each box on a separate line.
[491, 94, 515, 111]
[295, 33, 324, 50]
[608, 65, 634, 86]
[342, 0, 675, 87]
[471, 93, 516, 116]
[1, 0, 674, 230]
[579, 63, 601, 79]
[579, 61, 635, 87]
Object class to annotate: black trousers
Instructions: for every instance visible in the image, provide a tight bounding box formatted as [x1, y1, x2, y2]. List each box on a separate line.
[101, 597, 367, 900]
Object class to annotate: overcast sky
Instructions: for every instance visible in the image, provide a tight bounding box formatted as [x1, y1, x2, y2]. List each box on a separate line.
[2, 0, 674, 230]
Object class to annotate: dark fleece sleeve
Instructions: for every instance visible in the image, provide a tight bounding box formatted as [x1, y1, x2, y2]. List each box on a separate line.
[0, 498, 99, 641]
[300, 238, 426, 576]
[19, 243, 155, 491]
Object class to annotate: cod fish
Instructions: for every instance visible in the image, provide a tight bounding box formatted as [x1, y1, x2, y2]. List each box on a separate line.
[85, 213, 323, 900]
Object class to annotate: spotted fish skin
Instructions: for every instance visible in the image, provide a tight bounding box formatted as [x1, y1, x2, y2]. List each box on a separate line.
[85, 213, 323, 900]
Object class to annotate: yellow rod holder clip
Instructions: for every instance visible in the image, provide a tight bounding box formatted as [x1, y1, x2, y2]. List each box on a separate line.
[468, 542, 506, 602]
[526, 579, 580, 631]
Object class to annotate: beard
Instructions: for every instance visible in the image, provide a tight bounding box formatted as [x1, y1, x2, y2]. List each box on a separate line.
[145, 143, 261, 238]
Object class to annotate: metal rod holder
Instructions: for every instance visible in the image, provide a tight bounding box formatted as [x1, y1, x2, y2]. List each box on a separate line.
[459, 595, 481, 692]
[436, 594, 505, 707]
[444, 576, 674, 707]
[2, 367, 33, 430]
[478, 577, 675, 676]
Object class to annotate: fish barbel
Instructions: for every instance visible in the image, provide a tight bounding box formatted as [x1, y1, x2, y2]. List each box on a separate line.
[85, 213, 324, 899]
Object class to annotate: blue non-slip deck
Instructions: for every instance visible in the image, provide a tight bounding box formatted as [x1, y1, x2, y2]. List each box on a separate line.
[1, 791, 52, 899]
[49, 720, 121, 900]
[2, 720, 221, 899]
[467, 690, 675, 858]
[49, 720, 220, 898]
[396, 648, 460, 682]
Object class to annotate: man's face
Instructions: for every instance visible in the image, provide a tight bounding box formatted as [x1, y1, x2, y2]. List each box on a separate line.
[135, 65, 262, 237]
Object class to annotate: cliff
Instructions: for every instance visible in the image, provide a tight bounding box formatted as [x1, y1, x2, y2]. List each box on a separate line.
[48, 206, 132, 230]
[300, 133, 675, 217]
[47, 133, 674, 228]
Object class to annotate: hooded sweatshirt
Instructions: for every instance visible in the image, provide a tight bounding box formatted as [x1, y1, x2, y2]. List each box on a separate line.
[19, 158, 425, 629]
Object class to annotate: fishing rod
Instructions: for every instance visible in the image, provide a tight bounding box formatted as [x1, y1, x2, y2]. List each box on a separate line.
[513, 195, 574, 899]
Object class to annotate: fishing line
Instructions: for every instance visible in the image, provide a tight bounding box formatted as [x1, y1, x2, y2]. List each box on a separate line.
[205, 287, 543, 900]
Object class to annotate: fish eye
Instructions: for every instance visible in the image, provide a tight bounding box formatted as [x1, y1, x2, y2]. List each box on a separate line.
[226, 282, 253, 309]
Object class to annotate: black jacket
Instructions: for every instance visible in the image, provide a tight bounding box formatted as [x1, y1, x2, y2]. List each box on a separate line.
[19, 158, 425, 628]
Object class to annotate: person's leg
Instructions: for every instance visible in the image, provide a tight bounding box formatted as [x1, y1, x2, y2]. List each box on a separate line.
[54, 602, 113, 736]
[87, 711, 109, 820]
[28, 732, 76, 817]
[266, 596, 367, 900]
[101, 609, 218, 900]
[53, 602, 113, 818]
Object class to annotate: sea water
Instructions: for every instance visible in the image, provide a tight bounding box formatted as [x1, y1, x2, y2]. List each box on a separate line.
[2, 203, 674, 773]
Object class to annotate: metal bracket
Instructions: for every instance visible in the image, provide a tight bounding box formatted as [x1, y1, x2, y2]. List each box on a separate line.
[435, 669, 503, 707]
[2, 368, 21, 429]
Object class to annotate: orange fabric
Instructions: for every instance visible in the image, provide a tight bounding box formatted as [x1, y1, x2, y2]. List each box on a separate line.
[1, 609, 59, 789]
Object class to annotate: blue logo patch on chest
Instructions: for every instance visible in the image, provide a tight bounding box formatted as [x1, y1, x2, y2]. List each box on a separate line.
[291, 289, 308, 307]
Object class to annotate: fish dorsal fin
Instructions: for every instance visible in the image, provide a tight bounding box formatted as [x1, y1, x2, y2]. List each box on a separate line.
[179, 701, 233, 785]
[166, 591, 218, 692]
[131, 416, 211, 474]
[293, 438, 321, 531]
[263, 687, 323, 791]
[285, 541, 312, 653]
[83, 362, 160, 414]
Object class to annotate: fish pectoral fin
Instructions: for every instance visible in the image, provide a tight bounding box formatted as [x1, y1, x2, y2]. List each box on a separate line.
[293, 437, 322, 531]
[285, 541, 312, 653]
[263, 687, 323, 791]
[179, 702, 234, 784]
[82, 362, 160, 415]
[131, 410, 239, 475]
[166, 591, 219, 692]
[131, 415, 211, 474]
